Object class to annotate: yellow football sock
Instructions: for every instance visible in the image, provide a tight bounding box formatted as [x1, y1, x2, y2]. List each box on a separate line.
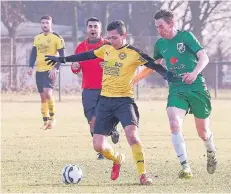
[131, 143, 146, 175]
[41, 102, 49, 122]
[101, 148, 120, 164]
[47, 98, 55, 120]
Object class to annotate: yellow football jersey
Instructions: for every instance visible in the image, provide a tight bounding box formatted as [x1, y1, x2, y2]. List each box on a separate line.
[33, 32, 65, 72]
[94, 44, 149, 98]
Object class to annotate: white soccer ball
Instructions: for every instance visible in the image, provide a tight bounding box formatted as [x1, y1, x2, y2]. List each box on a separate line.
[62, 164, 83, 184]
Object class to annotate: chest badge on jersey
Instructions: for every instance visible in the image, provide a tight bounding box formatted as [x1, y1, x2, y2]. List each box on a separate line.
[118, 52, 127, 60]
[47, 37, 52, 43]
[177, 43, 185, 53]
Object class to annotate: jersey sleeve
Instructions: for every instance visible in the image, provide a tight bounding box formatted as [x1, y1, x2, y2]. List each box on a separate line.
[93, 44, 106, 59]
[56, 36, 65, 50]
[131, 47, 153, 66]
[153, 42, 163, 60]
[184, 31, 203, 53]
[136, 52, 149, 66]
[33, 37, 37, 47]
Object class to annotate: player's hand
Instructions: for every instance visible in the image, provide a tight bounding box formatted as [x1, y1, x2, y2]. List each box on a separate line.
[182, 72, 198, 84]
[45, 55, 66, 66]
[165, 71, 183, 82]
[27, 67, 34, 76]
[71, 63, 81, 74]
[165, 71, 175, 82]
[49, 67, 58, 80]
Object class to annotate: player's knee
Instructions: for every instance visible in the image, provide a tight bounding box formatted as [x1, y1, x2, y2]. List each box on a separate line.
[169, 120, 181, 132]
[93, 143, 104, 153]
[124, 125, 140, 145]
[93, 136, 104, 152]
[44, 89, 53, 99]
[46, 93, 53, 99]
[197, 127, 209, 141]
[40, 94, 47, 102]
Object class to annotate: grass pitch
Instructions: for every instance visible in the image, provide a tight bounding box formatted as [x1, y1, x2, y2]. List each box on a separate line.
[1, 94, 231, 193]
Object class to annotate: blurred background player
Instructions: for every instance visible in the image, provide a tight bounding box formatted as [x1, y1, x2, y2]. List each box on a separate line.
[45, 20, 175, 185]
[28, 15, 65, 130]
[71, 17, 120, 160]
[134, 9, 217, 179]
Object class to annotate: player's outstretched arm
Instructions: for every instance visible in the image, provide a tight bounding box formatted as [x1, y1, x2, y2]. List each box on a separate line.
[45, 50, 97, 66]
[144, 61, 175, 82]
[54, 48, 65, 70]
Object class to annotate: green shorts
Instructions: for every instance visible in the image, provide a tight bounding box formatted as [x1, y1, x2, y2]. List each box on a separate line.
[167, 90, 211, 119]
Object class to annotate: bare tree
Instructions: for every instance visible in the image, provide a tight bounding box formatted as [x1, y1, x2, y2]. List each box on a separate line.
[163, 0, 231, 87]
[1, 1, 27, 90]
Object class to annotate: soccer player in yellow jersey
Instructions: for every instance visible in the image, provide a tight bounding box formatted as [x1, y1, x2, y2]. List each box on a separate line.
[45, 20, 175, 185]
[28, 15, 65, 130]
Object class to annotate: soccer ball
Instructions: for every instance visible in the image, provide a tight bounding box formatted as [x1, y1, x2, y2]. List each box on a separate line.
[62, 164, 83, 184]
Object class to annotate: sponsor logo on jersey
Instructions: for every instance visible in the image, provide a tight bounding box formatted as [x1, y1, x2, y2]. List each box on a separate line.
[170, 57, 178, 65]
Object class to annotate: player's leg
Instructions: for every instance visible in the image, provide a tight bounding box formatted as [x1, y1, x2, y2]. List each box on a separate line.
[93, 96, 125, 179]
[89, 116, 105, 160]
[83, 89, 120, 144]
[82, 89, 101, 137]
[167, 93, 193, 179]
[43, 71, 56, 129]
[82, 89, 105, 159]
[109, 117, 120, 144]
[115, 98, 152, 185]
[36, 72, 49, 129]
[189, 90, 217, 174]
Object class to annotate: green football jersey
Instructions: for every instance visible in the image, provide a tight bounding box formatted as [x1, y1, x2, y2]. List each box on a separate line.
[154, 30, 207, 92]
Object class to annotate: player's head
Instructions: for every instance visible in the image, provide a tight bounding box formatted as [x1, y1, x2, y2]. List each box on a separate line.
[86, 17, 102, 39]
[40, 15, 52, 33]
[106, 20, 127, 49]
[154, 9, 174, 39]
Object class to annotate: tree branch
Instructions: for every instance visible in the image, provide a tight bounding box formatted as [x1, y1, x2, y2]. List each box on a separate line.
[204, 22, 227, 47]
[181, 4, 190, 30]
[201, 1, 221, 22]
[170, 1, 184, 11]
[206, 16, 231, 23]
[1, 1, 26, 37]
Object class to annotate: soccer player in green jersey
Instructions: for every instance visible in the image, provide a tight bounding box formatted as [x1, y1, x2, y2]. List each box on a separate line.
[155, 9, 218, 178]
[135, 9, 217, 179]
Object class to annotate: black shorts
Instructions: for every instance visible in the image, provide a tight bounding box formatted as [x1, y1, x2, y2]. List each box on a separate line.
[94, 96, 139, 136]
[82, 89, 101, 123]
[36, 71, 55, 93]
[82, 89, 119, 131]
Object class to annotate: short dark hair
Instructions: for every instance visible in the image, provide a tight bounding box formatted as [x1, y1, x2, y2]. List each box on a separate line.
[40, 15, 52, 21]
[106, 20, 126, 35]
[86, 17, 101, 26]
[154, 9, 174, 24]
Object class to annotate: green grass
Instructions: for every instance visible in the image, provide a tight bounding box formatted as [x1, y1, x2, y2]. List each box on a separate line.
[1, 94, 231, 193]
